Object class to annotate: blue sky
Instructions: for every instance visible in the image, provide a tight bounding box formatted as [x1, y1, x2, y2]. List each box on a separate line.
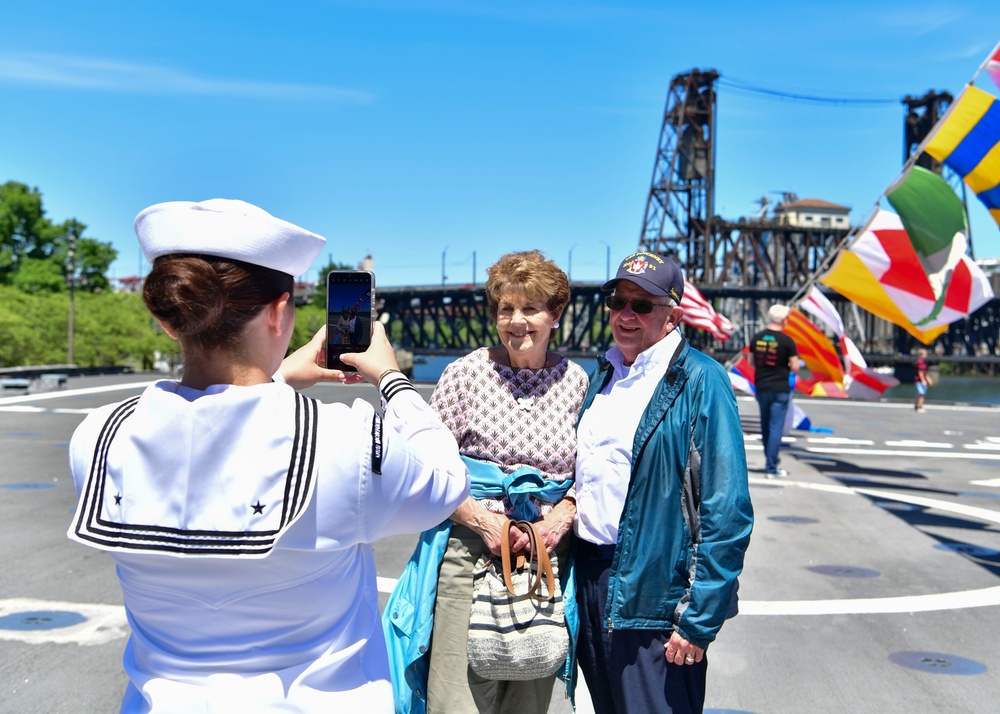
[3, 1, 999, 288]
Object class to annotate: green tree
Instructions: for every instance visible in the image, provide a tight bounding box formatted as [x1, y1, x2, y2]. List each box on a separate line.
[291, 303, 327, 351]
[0, 182, 117, 291]
[309, 256, 356, 309]
[11, 257, 65, 293]
[55, 218, 118, 293]
[72, 292, 176, 368]
[0, 182, 61, 282]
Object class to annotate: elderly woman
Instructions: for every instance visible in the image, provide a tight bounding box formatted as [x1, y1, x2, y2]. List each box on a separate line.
[383, 250, 588, 714]
[66, 199, 469, 712]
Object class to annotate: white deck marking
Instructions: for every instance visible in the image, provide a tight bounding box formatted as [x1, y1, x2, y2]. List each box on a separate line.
[375, 477, 1000, 617]
[6, 391, 997, 636]
[0, 381, 155, 406]
[884, 440, 952, 448]
[804, 446, 1000, 461]
[807, 437, 874, 445]
[965, 439, 1000, 451]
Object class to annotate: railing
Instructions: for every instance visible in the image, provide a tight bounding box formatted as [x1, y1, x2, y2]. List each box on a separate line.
[378, 284, 1000, 374]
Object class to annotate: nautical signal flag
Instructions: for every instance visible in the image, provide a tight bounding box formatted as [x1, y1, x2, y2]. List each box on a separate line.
[922, 84, 1000, 227]
[794, 287, 898, 401]
[886, 165, 972, 305]
[728, 308, 848, 398]
[820, 169, 994, 344]
[839, 335, 900, 401]
[798, 286, 845, 338]
[784, 308, 846, 397]
[728, 347, 756, 395]
[985, 41, 1000, 93]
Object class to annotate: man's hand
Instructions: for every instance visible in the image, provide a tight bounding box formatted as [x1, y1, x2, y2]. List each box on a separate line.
[664, 631, 704, 666]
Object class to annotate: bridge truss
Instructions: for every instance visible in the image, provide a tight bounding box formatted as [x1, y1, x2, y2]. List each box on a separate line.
[376, 69, 998, 371]
[377, 283, 999, 374]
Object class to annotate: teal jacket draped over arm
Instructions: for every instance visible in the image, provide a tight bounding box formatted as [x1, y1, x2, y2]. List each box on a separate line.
[382, 456, 578, 714]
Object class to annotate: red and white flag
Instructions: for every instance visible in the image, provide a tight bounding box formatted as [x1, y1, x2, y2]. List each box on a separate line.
[840, 335, 900, 401]
[798, 286, 845, 337]
[985, 41, 1000, 92]
[680, 279, 735, 341]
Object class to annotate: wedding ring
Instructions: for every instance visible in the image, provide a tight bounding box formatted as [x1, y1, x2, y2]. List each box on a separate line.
[684, 655, 695, 663]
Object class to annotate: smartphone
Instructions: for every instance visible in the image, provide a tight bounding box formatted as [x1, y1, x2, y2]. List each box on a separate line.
[325, 270, 375, 371]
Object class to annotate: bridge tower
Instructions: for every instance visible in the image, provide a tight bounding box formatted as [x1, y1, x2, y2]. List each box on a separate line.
[637, 69, 719, 283]
[902, 89, 953, 175]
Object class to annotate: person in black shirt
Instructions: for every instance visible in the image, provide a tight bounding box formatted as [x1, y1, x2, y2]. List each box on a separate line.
[750, 305, 801, 477]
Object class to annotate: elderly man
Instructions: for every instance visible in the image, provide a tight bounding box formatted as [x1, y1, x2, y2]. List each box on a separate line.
[574, 252, 753, 714]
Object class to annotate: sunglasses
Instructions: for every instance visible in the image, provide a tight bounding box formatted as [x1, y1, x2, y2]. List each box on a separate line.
[604, 296, 672, 314]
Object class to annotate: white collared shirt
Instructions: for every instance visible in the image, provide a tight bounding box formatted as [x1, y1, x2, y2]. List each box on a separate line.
[574, 329, 683, 545]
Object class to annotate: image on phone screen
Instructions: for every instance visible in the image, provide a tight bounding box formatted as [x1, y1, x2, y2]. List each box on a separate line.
[326, 271, 374, 371]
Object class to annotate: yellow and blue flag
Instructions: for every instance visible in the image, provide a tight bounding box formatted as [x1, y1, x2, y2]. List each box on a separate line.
[923, 84, 1000, 227]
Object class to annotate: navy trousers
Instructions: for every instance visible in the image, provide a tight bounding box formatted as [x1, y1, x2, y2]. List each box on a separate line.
[755, 389, 790, 473]
[575, 548, 707, 714]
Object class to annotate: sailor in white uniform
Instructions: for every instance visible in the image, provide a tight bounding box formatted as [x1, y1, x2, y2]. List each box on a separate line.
[67, 199, 469, 713]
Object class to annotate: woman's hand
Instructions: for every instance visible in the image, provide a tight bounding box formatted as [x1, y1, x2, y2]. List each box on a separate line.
[451, 497, 530, 555]
[278, 326, 364, 389]
[338, 322, 401, 387]
[481, 515, 533, 556]
[531, 496, 576, 553]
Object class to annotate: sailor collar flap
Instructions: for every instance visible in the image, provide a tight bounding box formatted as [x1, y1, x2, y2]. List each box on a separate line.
[69, 389, 320, 558]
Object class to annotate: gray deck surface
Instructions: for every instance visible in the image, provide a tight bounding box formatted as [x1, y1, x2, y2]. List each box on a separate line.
[2, 374, 999, 713]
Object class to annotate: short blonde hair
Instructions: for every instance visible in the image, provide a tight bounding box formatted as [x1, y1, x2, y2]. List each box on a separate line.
[484, 250, 570, 320]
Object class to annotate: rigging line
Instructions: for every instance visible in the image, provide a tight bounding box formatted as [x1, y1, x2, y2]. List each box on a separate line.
[789, 87, 967, 306]
[717, 77, 900, 106]
[787, 66, 991, 305]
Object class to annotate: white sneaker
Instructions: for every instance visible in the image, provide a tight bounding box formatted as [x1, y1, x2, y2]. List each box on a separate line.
[765, 468, 787, 478]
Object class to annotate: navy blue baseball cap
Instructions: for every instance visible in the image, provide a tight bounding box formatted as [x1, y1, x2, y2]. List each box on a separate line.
[602, 252, 684, 303]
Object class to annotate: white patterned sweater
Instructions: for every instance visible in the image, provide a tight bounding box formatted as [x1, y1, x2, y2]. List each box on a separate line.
[429, 348, 589, 518]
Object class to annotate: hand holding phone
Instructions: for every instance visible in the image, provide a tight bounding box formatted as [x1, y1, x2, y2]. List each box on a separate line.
[336, 321, 401, 385]
[325, 270, 375, 371]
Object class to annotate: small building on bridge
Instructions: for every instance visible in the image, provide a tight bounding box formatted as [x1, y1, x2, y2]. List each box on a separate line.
[773, 197, 851, 229]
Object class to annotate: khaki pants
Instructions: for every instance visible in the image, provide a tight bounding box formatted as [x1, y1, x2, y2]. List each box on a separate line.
[426, 523, 569, 714]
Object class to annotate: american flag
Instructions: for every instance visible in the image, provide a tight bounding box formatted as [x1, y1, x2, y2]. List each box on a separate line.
[679, 279, 735, 341]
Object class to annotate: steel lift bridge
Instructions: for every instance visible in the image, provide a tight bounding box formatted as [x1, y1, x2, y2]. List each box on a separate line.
[378, 70, 998, 367]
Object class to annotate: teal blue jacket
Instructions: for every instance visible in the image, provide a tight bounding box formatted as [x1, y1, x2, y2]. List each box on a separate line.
[581, 340, 753, 648]
[382, 456, 577, 714]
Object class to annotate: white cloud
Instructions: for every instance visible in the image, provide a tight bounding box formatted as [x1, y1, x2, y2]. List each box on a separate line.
[870, 4, 963, 39]
[0, 52, 373, 103]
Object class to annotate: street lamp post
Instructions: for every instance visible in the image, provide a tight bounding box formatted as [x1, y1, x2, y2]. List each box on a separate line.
[568, 244, 578, 283]
[66, 228, 77, 365]
[599, 241, 611, 281]
[442, 246, 449, 286]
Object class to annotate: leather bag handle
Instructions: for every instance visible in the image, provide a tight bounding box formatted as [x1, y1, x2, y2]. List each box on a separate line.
[498, 518, 557, 602]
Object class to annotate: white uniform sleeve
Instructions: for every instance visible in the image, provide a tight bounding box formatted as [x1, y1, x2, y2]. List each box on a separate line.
[359, 375, 469, 541]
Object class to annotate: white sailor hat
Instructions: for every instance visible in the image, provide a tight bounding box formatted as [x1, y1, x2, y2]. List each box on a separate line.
[135, 198, 326, 277]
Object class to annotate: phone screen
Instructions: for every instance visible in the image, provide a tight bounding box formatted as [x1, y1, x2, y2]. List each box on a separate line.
[325, 270, 375, 371]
